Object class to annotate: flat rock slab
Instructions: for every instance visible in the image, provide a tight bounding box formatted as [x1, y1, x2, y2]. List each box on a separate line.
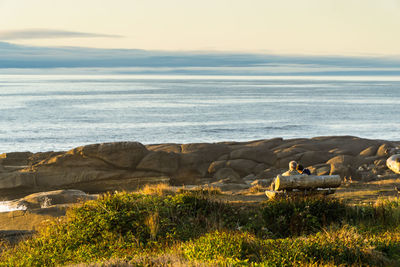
[0, 206, 67, 231]
[9, 189, 98, 210]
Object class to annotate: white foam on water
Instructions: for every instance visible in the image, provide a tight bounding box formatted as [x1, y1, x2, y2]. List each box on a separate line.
[0, 201, 27, 213]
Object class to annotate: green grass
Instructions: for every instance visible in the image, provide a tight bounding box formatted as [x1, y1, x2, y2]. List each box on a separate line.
[1, 191, 399, 266]
[181, 227, 399, 266]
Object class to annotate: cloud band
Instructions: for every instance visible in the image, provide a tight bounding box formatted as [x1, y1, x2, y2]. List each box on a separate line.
[0, 29, 122, 40]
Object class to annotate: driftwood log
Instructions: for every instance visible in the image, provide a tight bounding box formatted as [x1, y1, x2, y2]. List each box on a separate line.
[274, 174, 341, 191]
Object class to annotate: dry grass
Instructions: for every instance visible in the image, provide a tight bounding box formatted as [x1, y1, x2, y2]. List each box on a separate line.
[145, 212, 160, 241]
[139, 183, 174, 196]
[67, 253, 209, 267]
[334, 189, 388, 204]
[128, 254, 209, 267]
[177, 185, 222, 196]
[244, 184, 266, 194]
[368, 178, 400, 186]
[334, 176, 400, 204]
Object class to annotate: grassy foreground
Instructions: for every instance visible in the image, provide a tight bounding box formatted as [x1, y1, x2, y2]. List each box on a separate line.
[1, 185, 400, 266]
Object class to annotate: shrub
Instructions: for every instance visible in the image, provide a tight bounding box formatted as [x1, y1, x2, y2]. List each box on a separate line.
[261, 197, 400, 237]
[177, 186, 222, 196]
[182, 231, 259, 265]
[181, 227, 393, 266]
[0, 192, 241, 266]
[140, 183, 174, 196]
[261, 197, 347, 237]
[1, 192, 399, 266]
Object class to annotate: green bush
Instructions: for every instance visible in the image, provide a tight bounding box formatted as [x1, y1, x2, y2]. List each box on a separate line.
[1, 192, 399, 266]
[181, 227, 394, 266]
[182, 230, 265, 265]
[346, 199, 400, 230]
[0, 192, 243, 266]
[261, 197, 400, 237]
[261, 197, 347, 236]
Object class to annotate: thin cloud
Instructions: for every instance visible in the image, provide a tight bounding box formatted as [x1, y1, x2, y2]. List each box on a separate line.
[0, 29, 122, 40]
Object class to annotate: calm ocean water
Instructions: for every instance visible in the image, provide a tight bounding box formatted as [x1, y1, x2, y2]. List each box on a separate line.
[1, 74, 400, 153]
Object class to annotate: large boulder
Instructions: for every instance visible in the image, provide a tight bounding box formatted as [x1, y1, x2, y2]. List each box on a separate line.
[180, 143, 230, 177]
[0, 152, 33, 166]
[36, 153, 108, 169]
[146, 144, 182, 153]
[213, 168, 242, 183]
[308, 164, 331, 176]
[226, 159, 257, 177]
[329, 164, 356, 178]
[359, 146, 378, 157]
[376, 143, 392, 157]
[180, 143, 230, 162]
[28, 151, 65, 166]
[136, 151, 179, 174]
[329, 148, 356, 155]
[230, 147, 277, 165]
[326, 155, 355, 166]
[354, 155, 380, 167]
[253, 163, 268, 175]
[240, 138, 283, 149]
[71, 142, 148, 169]
[256, 168, 282, 180]
[274, 147, 306, 160]
[208, 160, 227, 174]
[298, 151, 332, 167]
[0, 155, 170, 200]
[272, 138, 308, 150]
[312, 136, 377, 156]
[327, 155, 356, 178]
[0, 172, 35, 190]
[170, 168, 203, 185]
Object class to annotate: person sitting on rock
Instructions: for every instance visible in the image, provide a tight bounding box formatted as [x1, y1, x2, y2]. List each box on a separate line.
[296, 164, 311, 175]
[282, 160, 299, 176]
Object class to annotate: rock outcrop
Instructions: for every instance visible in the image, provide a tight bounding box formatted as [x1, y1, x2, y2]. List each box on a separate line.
[0, 190, 97, 232]
[8, 189, 97, 210]
[0, 136, 399, 199]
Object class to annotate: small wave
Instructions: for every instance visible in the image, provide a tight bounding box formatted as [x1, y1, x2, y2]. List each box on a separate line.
[263, 125, 305, 131]
[201, 125, 305, 134]
[201, 128, 249, 134]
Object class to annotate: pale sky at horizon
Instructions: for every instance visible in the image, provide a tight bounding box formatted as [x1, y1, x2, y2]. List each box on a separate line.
[1, 0, 400, 56]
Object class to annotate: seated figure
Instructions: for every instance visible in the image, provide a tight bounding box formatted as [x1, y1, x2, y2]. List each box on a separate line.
[296, 164, 311, 175]
[282, 160, 299, 176]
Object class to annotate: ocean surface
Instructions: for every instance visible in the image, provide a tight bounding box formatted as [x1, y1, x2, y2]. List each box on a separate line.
[1, 73, 400, 153]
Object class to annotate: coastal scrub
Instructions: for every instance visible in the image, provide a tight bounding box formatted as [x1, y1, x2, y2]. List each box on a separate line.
[1, 190, 399, 266]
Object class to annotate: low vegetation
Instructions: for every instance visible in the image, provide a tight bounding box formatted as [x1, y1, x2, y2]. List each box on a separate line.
[1, 185, 400, 266]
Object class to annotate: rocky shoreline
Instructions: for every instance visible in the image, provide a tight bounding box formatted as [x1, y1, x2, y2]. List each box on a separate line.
[1, 136, 399, 201]
[1, 135, 400, 237]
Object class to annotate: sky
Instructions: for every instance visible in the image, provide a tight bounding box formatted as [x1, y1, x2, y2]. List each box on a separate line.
[1, 0, 400, 56]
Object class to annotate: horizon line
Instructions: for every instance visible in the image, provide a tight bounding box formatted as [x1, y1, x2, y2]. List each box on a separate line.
[2, 41, 400, 59]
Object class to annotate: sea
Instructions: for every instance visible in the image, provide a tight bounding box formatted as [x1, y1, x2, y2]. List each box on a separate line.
[1, 73, 400, 154]
[1, 71, 400, 210]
